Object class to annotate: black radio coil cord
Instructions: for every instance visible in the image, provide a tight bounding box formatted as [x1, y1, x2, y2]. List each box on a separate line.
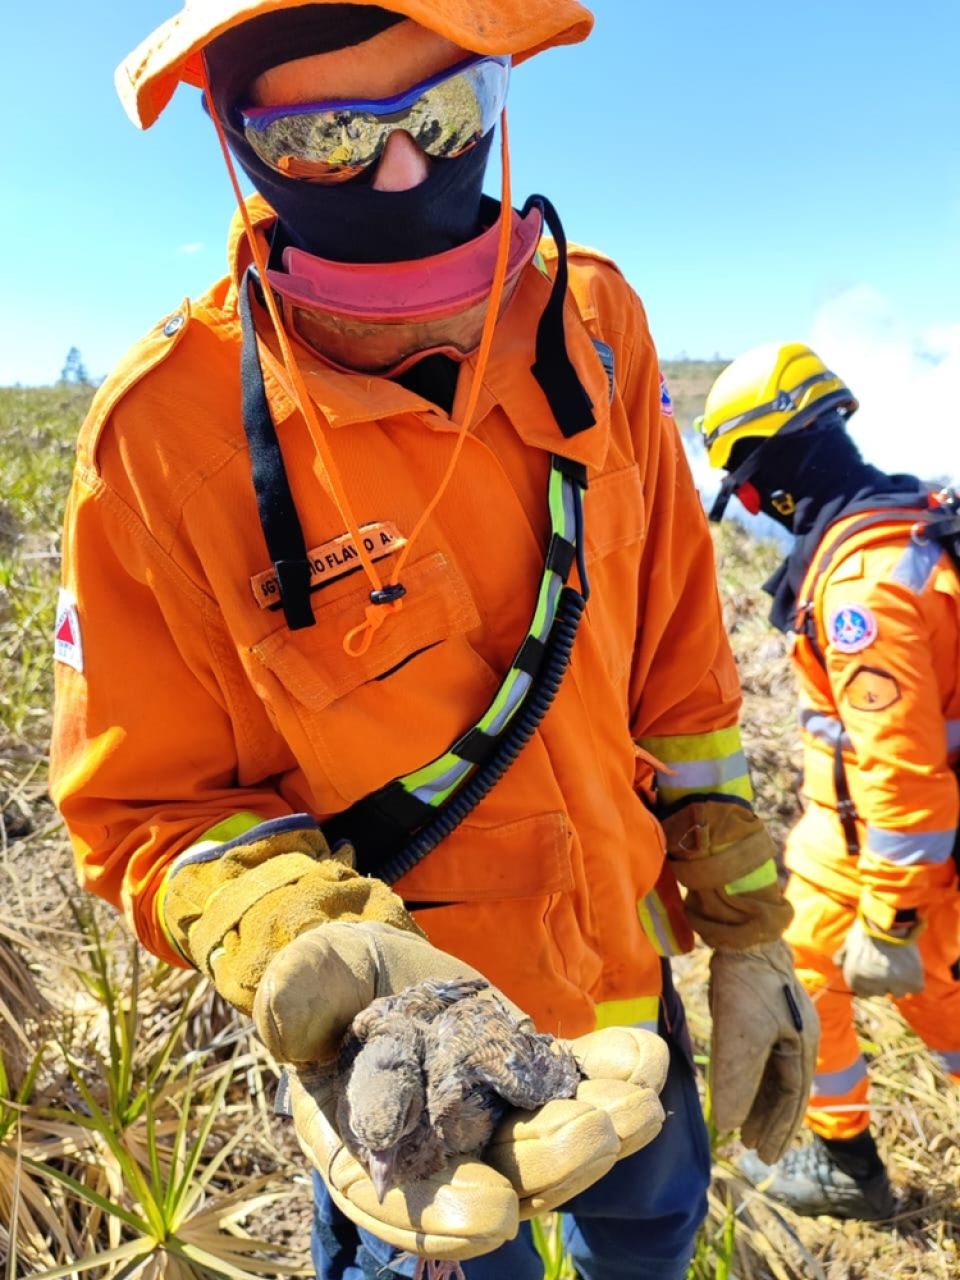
[378, 584, 587, 885]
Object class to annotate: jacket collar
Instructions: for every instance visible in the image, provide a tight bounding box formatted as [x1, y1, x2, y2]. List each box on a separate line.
[227, 199, 611, 471]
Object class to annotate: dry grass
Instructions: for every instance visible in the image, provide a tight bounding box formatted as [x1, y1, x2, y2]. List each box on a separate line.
[1, 379, 957, 1278]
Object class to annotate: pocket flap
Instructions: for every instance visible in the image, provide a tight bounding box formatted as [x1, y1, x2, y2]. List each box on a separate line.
[251, 551, 479, 712]
[585, 464, 644, 564]
[396, 810, 573, 903]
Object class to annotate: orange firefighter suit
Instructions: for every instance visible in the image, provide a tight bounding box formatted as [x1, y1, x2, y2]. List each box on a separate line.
[787, 509, 960, 1139]
[50, 198, 751, 1036]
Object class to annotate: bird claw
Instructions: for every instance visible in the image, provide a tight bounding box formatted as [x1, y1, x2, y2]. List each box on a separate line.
[411, 1260, 467, 1280]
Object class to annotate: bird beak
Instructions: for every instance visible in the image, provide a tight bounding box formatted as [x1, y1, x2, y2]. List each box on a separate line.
[368, 1150, 397, 1203]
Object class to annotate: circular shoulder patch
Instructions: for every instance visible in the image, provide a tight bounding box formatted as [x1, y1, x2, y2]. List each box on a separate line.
[827, 603, 878, 654]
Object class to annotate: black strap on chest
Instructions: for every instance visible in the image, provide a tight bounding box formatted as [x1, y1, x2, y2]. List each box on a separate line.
[833, 734, 860, 855]
[239, 268, 315, 630]
[522, 194, 596, 438]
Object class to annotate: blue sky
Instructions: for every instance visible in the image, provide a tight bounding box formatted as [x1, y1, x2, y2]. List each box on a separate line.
[3, 1, 959, 476]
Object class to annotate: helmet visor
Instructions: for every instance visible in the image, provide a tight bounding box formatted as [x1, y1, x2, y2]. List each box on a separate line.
[240, 54, 510, 183]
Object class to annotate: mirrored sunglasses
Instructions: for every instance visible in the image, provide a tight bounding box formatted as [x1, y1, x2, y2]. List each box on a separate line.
[239, 54, 510, 183]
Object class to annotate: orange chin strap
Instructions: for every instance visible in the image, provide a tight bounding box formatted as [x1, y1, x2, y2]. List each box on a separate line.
[201, 54, 515, 657]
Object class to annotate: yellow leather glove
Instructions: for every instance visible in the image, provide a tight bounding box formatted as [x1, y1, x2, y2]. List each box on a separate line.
[837, 913, 925, 998]
[256, 922, 669, 1262]
[160, 815, 421, 1013]
[709, 940, 819, 1164]
[661, 798, 793, 948]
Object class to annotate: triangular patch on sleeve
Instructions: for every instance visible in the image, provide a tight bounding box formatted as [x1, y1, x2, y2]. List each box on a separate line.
[54, 588, 84, 672]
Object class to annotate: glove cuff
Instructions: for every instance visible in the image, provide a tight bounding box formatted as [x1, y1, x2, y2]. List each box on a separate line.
[662, 800, 792, 949]
[161, 815, 421, 1012]
[858, 908, 925, 947]
[662, 799, 775, 890]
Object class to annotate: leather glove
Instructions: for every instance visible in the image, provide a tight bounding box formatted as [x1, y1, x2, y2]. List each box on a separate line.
[661, 799, 793, 949]
[709, 939, 819, 1164]
[159, 815, 421, 1013]
[256, 921, 669, 1262]
[837, 914, 925, 998]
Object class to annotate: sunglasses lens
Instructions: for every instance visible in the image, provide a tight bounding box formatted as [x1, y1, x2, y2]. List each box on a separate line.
[248, 112, 389, 183]
[242, 56, 509, 183]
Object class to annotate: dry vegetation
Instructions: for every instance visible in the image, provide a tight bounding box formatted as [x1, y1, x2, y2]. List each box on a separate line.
[1, 376, 957, 1279]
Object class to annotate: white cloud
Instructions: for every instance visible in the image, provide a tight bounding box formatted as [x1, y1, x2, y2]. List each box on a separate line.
[808, 286, 959, 485]
[177, 242, 205, 255]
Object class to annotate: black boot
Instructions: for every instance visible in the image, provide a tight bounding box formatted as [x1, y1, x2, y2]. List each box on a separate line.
[738, 1131, 896, 1221]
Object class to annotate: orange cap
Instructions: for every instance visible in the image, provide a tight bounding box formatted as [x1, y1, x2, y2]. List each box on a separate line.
[116, 0, 595, 130]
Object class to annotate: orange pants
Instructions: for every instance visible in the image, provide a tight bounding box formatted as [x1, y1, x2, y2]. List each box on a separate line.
[785, 872, 960, 1140]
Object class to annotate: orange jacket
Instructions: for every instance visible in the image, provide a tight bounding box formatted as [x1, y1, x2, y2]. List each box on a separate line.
[789, 509, 960, 926]
[51, 201, 743, 1035]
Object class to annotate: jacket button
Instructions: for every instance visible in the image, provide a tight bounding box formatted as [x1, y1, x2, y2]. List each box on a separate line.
[163, 314, 185, 337]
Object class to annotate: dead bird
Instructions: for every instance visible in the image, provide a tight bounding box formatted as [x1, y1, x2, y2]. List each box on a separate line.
[335, 978, 488, 1199]
[426, 992, 582, 1156]
[336, 977, 581, 1200]
[336, 1017, 442, 1200]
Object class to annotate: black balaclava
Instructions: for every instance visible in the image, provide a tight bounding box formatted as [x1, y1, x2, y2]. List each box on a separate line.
[203, 3, 494, 263]
[731, 413, 928, 631]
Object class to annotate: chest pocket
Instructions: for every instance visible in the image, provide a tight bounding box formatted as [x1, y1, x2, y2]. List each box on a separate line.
[581, 463, 645, 683]
[249, 550, 498, 806]
[584, 464, 645, 565]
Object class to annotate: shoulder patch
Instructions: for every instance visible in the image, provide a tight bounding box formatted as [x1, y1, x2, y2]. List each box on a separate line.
[591, 339, 615, 402]
[843, 666, 901, 713]
[54, 588, 83, 672]
[828, 602, 878, 654]
[659, 372, 674, 417]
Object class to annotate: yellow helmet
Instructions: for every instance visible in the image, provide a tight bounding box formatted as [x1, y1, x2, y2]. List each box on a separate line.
[695, 341, 858, 472]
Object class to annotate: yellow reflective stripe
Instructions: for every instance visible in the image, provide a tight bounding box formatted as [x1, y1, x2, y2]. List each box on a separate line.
[659, 773, 754, 804]
[422, 762, 471, 807]
[637, 891, 682, 957]
[636, 725, 744, 764]
[175, 811, 265, 864]
[594, 995, 660, 1031]
[403, 749, 461, 793]
[548, 464, 565, 531]
[531, 570, 558, 638]
[726, 857, 778, 895]
[478, 667, 525, 735]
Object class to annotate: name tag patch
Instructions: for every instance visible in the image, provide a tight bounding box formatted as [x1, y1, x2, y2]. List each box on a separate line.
[249, 521, 405, 610]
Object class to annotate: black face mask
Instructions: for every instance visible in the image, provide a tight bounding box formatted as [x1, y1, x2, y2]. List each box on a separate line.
[739, 416, 928, 632]
[204, 4, 494, 262]
[727, 416, 890, 534]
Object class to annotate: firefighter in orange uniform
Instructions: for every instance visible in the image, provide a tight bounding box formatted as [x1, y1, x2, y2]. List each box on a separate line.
[51, 6, 817, 1275]
[699, 341, 960, 1220]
